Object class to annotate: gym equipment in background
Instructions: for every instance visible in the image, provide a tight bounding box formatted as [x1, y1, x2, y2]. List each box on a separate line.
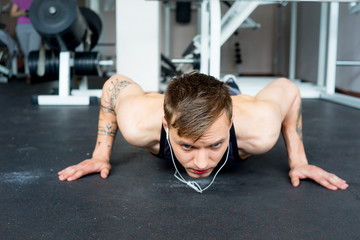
[0, 26, 18, 83]
[29, 0, 113, 105]
[160, 1, 259, 85]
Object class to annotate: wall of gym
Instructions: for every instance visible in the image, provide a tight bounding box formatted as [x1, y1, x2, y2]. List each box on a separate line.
[297, 3, 360, 95]
[1, 0, 359, 95]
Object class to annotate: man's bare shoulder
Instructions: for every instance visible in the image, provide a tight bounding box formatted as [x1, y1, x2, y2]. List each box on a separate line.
[105, 74, 164, 114]
[231, 94, 255, 105]
[231, 94, 282, 155]
[231, 94, 278, 131]
[102, 75, 164, 150]
[131, 92, 164, 116]
[231, 94, 275, 114]
[117, 92, 164, 148]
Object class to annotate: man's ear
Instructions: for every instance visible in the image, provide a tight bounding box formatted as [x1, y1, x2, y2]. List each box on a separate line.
[162, 116, 169, 131]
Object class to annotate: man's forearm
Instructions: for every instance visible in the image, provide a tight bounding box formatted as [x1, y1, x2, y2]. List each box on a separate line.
[92, 117, 117, 161]
[282, 96, 308, 169]
[91, 89, 119, 161]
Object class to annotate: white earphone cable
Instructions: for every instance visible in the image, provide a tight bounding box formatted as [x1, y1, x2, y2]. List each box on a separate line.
[166, 128, 229, 193]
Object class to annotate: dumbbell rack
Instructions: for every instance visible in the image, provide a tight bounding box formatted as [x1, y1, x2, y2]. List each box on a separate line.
[33, 51, 99, 105]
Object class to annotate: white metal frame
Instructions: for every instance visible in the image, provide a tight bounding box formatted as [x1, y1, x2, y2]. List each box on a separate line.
[200, 0, 210, 75]
[325, 2, 339, 95]
[220, 1, 260, 46]
[200, 0, 261, 79]
[317, 2, 328, 87]
[321, 2, 360, 109]
[289, 2, 298, 81]
[209, 0, 221, 78]
[198, 0, 360, 109]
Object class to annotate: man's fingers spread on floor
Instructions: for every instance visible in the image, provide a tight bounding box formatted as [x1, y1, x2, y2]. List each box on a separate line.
[58, 174, 66, 181]
[319, 179, 338, 190]
[101, 169, 109, 179]
[67, 170, 85, 181]
[329, 177, 348, 190]
[291, 177, 300, 187]
[58, 167, 75, 181]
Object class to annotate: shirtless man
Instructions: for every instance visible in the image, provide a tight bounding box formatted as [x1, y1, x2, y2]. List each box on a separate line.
[58, 72, 349, 192]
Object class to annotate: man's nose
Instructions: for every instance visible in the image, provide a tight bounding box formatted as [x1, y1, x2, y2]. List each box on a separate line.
[193, 149, 209, 169]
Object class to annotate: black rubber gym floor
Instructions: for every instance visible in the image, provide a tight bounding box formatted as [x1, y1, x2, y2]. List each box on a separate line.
[1, 79, 359, 239]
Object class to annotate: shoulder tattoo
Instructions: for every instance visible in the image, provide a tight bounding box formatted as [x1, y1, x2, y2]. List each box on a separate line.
[100, 78, 132, 114]
[108, 78, 132, 110]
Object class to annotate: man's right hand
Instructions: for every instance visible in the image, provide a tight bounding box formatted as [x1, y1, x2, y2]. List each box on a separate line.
[58, 158, 111, 181]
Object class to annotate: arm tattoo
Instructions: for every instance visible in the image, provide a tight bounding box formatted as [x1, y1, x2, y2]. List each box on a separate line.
[108, 79, 132, 110]
[296, 102, 303, 142]
[99, 79, 132, 114]
[97, 79, 130, 144]
[100, 101, 115, 114]
[98, 121, 118, 137]
[97, 141, 112, 149]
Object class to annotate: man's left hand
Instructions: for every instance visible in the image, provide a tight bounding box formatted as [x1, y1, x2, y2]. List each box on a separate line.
[289, 164, 349, 190]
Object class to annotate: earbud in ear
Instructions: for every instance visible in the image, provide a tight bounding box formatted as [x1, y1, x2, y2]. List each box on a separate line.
[166, 128, 169, 139]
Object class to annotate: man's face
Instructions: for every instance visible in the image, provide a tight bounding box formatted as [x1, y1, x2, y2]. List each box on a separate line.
[164, 113, 232, 179]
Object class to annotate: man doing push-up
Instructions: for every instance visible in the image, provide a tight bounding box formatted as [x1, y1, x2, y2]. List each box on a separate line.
[58, 72, 348, 192]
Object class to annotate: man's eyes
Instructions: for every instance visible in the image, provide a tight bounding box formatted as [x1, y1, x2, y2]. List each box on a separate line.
[212, 142, 222, 148]
[182, 144, 192, 150]
[181, 142, 223, 150]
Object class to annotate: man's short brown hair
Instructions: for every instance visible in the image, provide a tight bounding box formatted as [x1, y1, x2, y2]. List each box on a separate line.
[164, 72, 233, 142]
